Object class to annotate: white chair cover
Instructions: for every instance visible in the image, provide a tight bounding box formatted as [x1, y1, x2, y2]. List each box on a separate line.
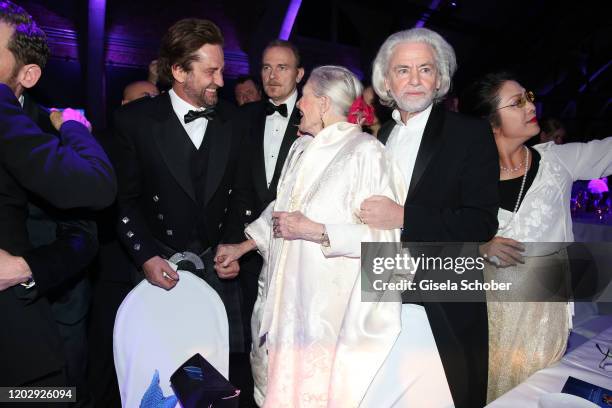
[113, 271, 229, 408]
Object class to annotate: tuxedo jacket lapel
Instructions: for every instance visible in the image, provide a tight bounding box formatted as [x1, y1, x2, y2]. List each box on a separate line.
[406, 104, 445, 201]
[252, 103, 269, 204]
[152, 94, 197, 202]
[204, 109, 231, 205]
[377, 120, 396, 145]
[268, 106, 300, 196]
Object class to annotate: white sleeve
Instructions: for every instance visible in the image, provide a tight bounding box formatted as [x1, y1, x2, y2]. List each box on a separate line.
[320, 140, 406, 258]
[322, 223, 401, 258]
[322, 224, 370, 258]
[550, 137, 612, 181]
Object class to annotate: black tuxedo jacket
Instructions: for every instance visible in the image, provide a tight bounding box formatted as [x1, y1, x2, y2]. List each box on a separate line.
[0, 84, 116, 386]
[113, 93, 250, 267]
[21, 94, 99, 299]
[379, 104, 499, 408]
[238, 99, 301, 218]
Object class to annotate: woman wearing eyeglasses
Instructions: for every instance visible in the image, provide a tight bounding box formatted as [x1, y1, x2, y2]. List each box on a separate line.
[460, 71, 612, 401]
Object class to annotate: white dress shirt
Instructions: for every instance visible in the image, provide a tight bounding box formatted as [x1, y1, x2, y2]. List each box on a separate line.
[369, 103, 453, 407]
[263, 90, 298, 186]
[169, 89, 209, 150]
[385, 104, 432, 188]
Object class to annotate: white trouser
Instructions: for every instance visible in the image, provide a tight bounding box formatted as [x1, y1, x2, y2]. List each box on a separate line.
[360, 304, 455, 408]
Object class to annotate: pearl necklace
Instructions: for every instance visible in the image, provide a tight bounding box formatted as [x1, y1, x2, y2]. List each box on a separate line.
[499, 146, 530, 231]
[500, 148, 527, 173]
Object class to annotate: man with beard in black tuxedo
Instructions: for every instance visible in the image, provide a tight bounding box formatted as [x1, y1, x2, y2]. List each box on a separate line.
[358, 28, 499, 408]
[112, 18, 253, 407]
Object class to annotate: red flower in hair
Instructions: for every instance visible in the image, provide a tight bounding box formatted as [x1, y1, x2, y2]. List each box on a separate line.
[347, 96, 375, 126]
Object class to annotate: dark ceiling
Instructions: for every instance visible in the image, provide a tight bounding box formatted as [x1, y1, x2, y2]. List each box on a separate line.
[20, 0, 612, 138]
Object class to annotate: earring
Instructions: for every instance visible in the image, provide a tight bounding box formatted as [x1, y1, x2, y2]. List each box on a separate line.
[320, 114, 325, 129]
[386, 89, 392, 98]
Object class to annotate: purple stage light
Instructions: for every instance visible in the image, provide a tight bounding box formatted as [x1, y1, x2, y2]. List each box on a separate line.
[578, 59, 612, 93]
[279, 0, 302, 40]
[415, 0, 442, 28]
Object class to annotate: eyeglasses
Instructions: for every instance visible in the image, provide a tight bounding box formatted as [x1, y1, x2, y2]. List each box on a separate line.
[596, 343, 612, 370]
[496, 91, 535, 110]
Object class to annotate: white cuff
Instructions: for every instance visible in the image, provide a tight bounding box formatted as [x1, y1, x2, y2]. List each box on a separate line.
[320, 224, 370, 258]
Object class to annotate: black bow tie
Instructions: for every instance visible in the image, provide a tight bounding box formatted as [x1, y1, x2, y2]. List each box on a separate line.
[184, 107, 216, 124]
[265, 101, 288, 117]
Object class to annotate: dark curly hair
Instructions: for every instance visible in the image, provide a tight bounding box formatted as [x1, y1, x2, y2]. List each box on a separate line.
[157, 18, 224, 86]
[459, 71, 518, 128]
[0, 0, 49, 71]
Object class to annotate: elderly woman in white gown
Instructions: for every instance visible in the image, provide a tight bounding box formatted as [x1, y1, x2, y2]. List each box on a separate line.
[215, 65, 406, 407]
[461, 72, 612, 402]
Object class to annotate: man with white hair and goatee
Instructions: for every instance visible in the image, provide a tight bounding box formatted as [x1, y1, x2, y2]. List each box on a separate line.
[358, 28, 499, 408]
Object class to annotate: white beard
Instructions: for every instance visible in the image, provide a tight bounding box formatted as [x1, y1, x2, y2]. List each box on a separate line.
[391, 89, 435, 114]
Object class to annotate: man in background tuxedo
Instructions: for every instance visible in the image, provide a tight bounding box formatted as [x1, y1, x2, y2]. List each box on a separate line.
[241, 40, 304, 218]
[0, 1, 116, 399]
[112, 18, 253, 406]
[226, 40, 304, 363]
[358, 28, 499, 408]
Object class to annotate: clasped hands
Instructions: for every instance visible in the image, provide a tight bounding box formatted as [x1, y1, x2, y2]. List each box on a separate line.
[214, 236, 261, 281]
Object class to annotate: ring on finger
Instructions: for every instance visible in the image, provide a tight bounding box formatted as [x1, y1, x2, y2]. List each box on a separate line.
[489, 255, 501, 266]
